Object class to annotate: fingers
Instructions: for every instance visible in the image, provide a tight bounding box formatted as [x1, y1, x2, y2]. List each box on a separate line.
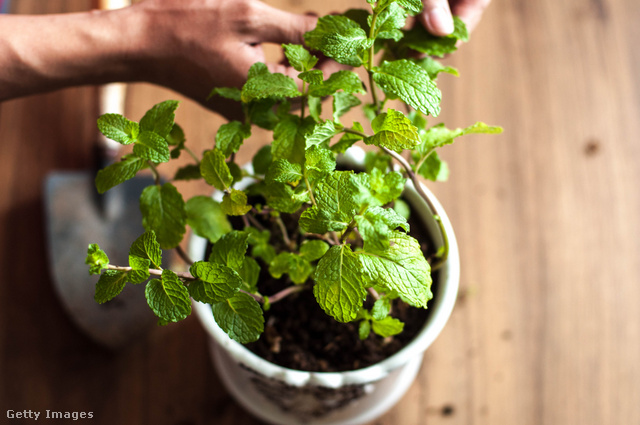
[450, 0, 491, 33]
[419, 0, 455, 36]
[244, 1, 318, 45]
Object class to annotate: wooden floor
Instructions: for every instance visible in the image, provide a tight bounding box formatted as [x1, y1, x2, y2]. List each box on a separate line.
[1, 0, 639, 424]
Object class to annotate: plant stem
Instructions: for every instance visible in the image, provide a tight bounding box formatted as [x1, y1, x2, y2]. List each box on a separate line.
[147, 161, 161, 186]
[185, 146, 199, 164]
[305, 233, 337, 245]
[304, 174, 317, 207]
[300, 81, 306, 119]
[107, 265, 196, 281]
[367, 9, 380, 115]
[380, 146, 450, 268]
[275, 215, 294, 249]
[367, 287, 381, 300]
[268, 285, 307, 304]
[246, 211, 266, 231]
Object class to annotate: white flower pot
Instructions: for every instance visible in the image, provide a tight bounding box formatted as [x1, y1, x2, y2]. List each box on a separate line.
[189, 147, 460, 425]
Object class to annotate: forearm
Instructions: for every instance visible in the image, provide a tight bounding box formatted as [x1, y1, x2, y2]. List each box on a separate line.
[0, 8, 148, 100]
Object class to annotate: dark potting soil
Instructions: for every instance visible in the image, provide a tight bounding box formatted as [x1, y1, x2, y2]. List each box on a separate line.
[223, 202, 439, 373]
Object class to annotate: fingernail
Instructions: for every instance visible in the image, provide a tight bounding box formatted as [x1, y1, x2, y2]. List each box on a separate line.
[428, 7, 454, 35]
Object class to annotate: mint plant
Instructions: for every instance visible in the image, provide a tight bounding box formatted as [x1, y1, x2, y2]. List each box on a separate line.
[86, 0, 501, 345]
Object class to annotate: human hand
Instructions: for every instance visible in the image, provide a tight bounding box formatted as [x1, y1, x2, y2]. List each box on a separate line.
[418, 0, 491, 36]
[129, 0, 337, 118]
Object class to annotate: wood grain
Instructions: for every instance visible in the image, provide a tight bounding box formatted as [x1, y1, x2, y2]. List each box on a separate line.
[1, 0, 639, 424]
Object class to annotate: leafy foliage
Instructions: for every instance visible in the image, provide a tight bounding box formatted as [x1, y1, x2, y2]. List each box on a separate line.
[87, 0, 502, 345]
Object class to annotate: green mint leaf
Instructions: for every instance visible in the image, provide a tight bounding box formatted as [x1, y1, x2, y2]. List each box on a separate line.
[416, 151, 449, 181]
[372, 316, 404, 337]
[299, 207, 350, 234]
[129, 231, 162, 269]
[305, 120, 341, 149]
[412, 56, 459, 79]
[190, 261, 243, 303]
[248, 98, 279, 130]
[216, 121, 251, 157]
[416, 122, 503, 155]
[355, 206, 409, 250]
[241, 67, 302, 103]
[247, 228, 276, 264]
[208, 230, 249, 271]
[166, 123, 185, 146]
[127, 268, 150, 285]
[221, 189, 252, 216]
[307, 96, 322, 122]
[313, 244, 368, 322]
[370, 2, 406, 41]
[300, 240, 330, 261]
[371, 297, 391, 321]
[239, 257, 260, 293]
[86, 244, 109, 275]
[305, 16, 371, 66]
[247, 62, 270, 79]
[370, 168, 405, 205]
[298, 70, 324, 86]
[305, 145, 336, 182]
[200, 148, 233, 191]
[269, 252, 313, 284]
[393, 199, 411, 220]
[174, 164, 202, 181]
[266, 159, 303, 186]
[252, 145, 272, 175]
[283, 44, 318, 72]
[331, 122, 365, 153]
[365, 151, 391, 172]
[360, 231, 432, 308]
[333, 92, 361, 122]
[373, 60, 441, 117]
[308, 70, 365, 98]
[208, 87, 242, 102]
[359, 319, 372, 340]
[377, 0, 422, 14]
[365, 108, 421, 153]
[97, 113, 139, 145]
[95, 155, 146, 194]
[271, 115, 311, 166]
[229, 161, 243, 184]
[139, 100, 179, 138]
[145, 270, 191, 322]
[211, 292, 264, 344]
[140, 183, 187, 249]
[133, 131, 170, 163]
[188, 279, 215, 304]
[264, 182, 307, 214]
[343, 8, 372, 31]
[401, 16, 468, 57]
[186, 196, 232, 243]
[95, 270, 128, 303]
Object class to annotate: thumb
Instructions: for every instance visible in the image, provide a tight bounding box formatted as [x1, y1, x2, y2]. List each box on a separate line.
[246, 2, 317, 45]
[419, 0, 455, 36]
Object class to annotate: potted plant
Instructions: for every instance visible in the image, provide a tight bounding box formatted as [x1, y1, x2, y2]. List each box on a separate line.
[85, 0, 501, 423]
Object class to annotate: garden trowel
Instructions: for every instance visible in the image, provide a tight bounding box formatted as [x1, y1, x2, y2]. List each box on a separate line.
[44, 0, 157, 349]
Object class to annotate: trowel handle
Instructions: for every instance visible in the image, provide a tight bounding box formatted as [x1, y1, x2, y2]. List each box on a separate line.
[96, 0, 132, 162]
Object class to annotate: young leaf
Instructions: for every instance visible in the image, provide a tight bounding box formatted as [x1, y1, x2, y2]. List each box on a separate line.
[200, 148, 233, 191]
[241, 68, 302, 103]
[359, 319, 371, 340]
[416, 122, 503, 155]
[373, 60, 441, 117]
[269, 252, 313, 285]
[377, 0, 422, 14]
[364, 109, 421, 153]
[304, 15, 371, 66]
[401, 15, 468, 57]
[305, 145, 336, 181]
[305, 120, 341, 149]
[166, 123, 186, 146]
[208, 230, 249, 271]
[370, 2, 407, 41]
[211, 292, 265, 344]
[186, 196, 232, 243]
[216, 121, 251, 157]
[208, 87, 242, 102]
[313, 244, 368, 322]
[372, 316, 404, 337]
[139, 183, 187, 249]
[333, 92, 362, 122]
[412, 56, 459, 79]
[308, 70, 365, 98]
[271, 115, 306, 165]
[221, 189, 252, 216]
[299, 70, 324, 86]
[415, 151, 449, 181]
[86, 244, 109, 275]
[95, 270, 128, 303]
[239, 257, 260, 293]
[283, 44, 318, 72]
[371, 297, 391, 321]
[129, 231, 162, 270]
[139, 100, 180, 138]
[97, 113, 139, 145]
[355, 206, 409, 250]
[360, 231, 432, 308]
[369, 168, 405, 205]
[145, 270, 191, 322]
[307, 96, 323, 122]
[331, 122, 365, 153]
[266, 159, 303, 186]
[95, 155, 146, 194]
[133, 131, 170, 163]
[174, 164, 202, 181]
[189, 261, 243, 303]
[300, 240, 330, 261]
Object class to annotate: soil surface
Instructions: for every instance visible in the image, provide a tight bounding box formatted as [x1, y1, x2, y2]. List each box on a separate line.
[226, 202, 438, 373]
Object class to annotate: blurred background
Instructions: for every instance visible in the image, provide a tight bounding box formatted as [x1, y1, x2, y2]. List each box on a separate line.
[1, 0, 639, 424]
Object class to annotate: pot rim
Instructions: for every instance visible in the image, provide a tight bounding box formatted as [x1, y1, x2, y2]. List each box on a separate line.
[190, 146, 460, 388]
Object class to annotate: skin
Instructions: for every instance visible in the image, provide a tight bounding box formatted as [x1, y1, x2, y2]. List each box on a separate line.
[0, 0, 491, 118]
